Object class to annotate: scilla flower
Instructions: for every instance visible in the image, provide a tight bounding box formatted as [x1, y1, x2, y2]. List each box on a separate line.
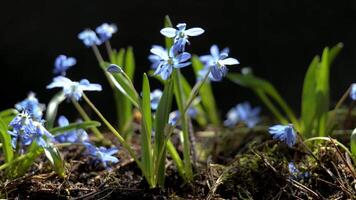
[205, 50, 239, 81]
[78, 29, 101, 47]
[84, 143, 119, 168]
[268, 124, 297, 147]
[54, 116, 89, 143]
[150, 89, 163, 110]
[95, 23, 117, 42]
[15, 92, 45, 121]
[47, 76, 102, 101]
[350, 83, 356, 100]
[168, 108, 197, 126]
[160, 23, 204, 51]
[148, 45, 166, 70]
[198, 45, 230, 81]
[224, 102, 260, 128]
[53, 55, 76, 75]
[150, 46, 191, 80]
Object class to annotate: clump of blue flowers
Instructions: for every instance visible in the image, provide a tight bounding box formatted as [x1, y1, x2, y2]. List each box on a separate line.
[54, 116, 89, 143]
[47, 76, 102, 101]
[78, 29, 101, 47]
[268, 124, 297, 147]
[95, 23, 117, 42]
[15, 92, 45, 121]
[53, 55, 76, 75]
[224, 102, 261, 128]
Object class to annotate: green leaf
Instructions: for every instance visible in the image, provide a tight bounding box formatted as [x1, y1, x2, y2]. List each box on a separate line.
[125, 46, 135, 80]
[351, 128, 356, 159]
[191, 56, 220, 125]
[164, 15, 174, 49]
[140, 73, 153, 183]
[0, 118, 13, 163]
[45, 92, 66, 129]
[49, 120, 101, 134]
[301, 56, 320, 137]
[43, 144, 65, 177]
[154, 78, 174, 186]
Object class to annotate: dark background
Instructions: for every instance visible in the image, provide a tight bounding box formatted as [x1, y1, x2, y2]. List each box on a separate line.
[0, 0, 355, 121]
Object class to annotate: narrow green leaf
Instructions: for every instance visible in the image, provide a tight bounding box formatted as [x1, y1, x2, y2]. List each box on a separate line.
[45, 92, 66, 129]
[125, 46, 135, 80]
[44, 145, 65, 177]
[154, 79, 174, 186]
[0, 118, 13, 163]
[49, 120, 101, 134]
[164, 15, 174, 49]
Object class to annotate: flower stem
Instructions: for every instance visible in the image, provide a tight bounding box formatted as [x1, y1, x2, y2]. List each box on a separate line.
[71, 99, 104, 142]
[105, 41, 113, 58]
[82, 94, 146, 178]
[91, 45, 104, 64]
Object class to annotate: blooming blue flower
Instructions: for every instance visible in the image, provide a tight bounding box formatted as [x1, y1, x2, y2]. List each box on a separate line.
[84, 143, 119, 168]
[54, 116, 89, 143]
[95, 23, 117, 42]
[198, 45, 230, 81]
[15, 92, 45, 121]
[148, 45, 166, 70]
[150, 89, 163, 110]
[9, 112, 53, 149]
[350, 83, 356, 100]
[268, 124, 297, 147]
[224, 102, 261, 128]
[168, 108, 197, 126]
[78, 29, 101, 47]
[150, 46, 191, 80]
[53, 55, 77, 75]
[160, 23, 204, 51]
[47, 76, 102, 101]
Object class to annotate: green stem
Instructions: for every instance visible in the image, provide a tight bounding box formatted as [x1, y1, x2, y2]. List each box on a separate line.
[91, 45, 104, 64]
[82, 94, 148, 179]
[166, 139, 185, 179]
[72, 99, 104, 141]
[105, 41, 113, 58]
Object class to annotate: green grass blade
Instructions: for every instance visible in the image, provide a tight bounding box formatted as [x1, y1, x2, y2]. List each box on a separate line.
[164, 15, 174, 48]
[0, 118, 13, 163]
[191, 56, 220, 125]
[49, 121, 101, 134]
[43, 144, 65, 177]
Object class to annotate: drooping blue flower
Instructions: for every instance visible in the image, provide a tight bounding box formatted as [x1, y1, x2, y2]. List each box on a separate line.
[168, 108, 197, 126]
[15, 92, 45, 121]
[54, 116, 89, 143]
[78, 29, 101, 47]
[150, 46, 191, 80]
[148, 45, 166, 70]
[350, 83, 356, 100]
[95, 23, 118, 42]
[224, 102, 261, 128]
[8, 112, 53, 149]
[47, 76, 102, 101]
[160, 23, 204, 51]
[150, 89, 163, 110]
[53, 55, 77, 75]
[268, 124, 297, 147]
[84, 143, 119, 168]
[198, 45, 230, 81]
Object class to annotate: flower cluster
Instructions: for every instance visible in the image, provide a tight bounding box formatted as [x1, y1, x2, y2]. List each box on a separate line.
[54, 116, 88, 143]
[224, 102, 260, 128]
[47, 76, 102, 101]
[268, 124, 297, 147]
[78, 23, 117, 47]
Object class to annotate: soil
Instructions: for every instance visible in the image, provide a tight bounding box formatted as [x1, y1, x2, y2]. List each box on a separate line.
[1, 125, 356, 199]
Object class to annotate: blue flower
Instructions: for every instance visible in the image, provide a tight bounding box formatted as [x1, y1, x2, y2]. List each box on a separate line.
[288, 162, 310, 179]
[150, 46, 191, 80]
[224, 102, 261, 128]
[84, 143, 119, 168]
[350, 83, 356, 101]
[9, 112, 53, 149]
[160, 23, 204, 51]
[47, 76, 102, 101]
[78, 29, 101, 47]
[95, 23, 117, 42]
[148, 45, 166, 70]
[268, 124, 297, 147]
[15, 92, 45, 121]
[53, 55, 76, 75]
[199, 45, 239, 81]
[168, 108, 197, 126]
[54, 116, 89, 143]
[150, 89, 163, 110]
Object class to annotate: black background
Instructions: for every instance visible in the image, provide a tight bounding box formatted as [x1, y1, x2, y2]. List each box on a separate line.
[0, 0, 355, 121]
